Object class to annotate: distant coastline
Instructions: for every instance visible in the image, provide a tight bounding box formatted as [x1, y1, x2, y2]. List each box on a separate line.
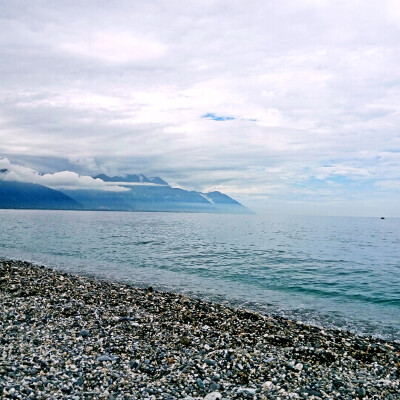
[0, 174, 251, 214]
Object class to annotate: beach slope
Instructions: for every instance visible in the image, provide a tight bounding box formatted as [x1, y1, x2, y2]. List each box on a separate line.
[1, 260, 399, 399]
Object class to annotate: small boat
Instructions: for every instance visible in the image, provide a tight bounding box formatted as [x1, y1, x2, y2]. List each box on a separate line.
[381, 217, 385, 219]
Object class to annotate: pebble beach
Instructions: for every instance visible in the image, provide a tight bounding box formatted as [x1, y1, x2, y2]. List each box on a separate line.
[1, 260, 399, 400]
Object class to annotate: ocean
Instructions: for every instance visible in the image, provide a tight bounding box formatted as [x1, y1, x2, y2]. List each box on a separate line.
[1, 209, 399, 341]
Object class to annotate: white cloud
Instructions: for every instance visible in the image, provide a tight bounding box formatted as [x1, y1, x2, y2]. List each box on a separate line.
[385, 0, 400, 25]
[60, 31, 167, 65]
[315, 165, 371, 180]
[375, 180, 400, 190]
[0, 158, 129, 192]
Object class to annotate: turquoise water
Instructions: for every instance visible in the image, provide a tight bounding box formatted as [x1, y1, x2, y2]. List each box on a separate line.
[1, 209, 399, 340]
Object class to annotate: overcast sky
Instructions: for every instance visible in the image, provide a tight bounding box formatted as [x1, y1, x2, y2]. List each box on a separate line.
[1, 0, 400, 216]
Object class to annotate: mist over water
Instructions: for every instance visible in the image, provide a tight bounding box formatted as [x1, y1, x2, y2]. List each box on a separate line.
[1, 210, 399, 341]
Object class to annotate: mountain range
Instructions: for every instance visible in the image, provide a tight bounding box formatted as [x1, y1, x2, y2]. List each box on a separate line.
[0, 172, 251, 214]
[94, 173, 168, 185]
[0, 180, 81, 210]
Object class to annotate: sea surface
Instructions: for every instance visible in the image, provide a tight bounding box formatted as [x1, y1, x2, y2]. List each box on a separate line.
[1, 209, 399, 341]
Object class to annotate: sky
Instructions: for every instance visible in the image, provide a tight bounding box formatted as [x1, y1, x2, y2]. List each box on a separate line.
[1, 0, 400, 216]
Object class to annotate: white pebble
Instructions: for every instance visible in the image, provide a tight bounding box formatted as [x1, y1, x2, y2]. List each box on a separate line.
[294, 362, 303, 371]
[203, 392, 222, 400]
[237, 387, 256, 395]
[262, 381, 273, 390]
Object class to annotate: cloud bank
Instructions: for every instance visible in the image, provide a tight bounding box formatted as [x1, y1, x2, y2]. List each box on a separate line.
[0, 158, 128, 192]
[1, 1, 400, 215]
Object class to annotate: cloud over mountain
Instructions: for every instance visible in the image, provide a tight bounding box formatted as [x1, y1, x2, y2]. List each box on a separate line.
[0, 158, 128, 192]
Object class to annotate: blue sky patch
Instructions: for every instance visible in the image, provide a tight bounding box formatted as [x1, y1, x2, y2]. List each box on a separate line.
[201, 113, 235, 121]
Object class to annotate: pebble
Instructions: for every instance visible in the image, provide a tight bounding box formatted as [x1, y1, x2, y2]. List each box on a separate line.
[80, 329, 90, 338]
[210, 382, 220, 391]
[197, 378, 205, 389]
[97, 355, 114, 362]
[203, 392, 222, 400]
[237, 387, 257, 395]
[294, 362, 303, 371]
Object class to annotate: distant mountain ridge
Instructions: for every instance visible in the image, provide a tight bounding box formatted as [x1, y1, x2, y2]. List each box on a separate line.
[0, 180, 82, 210]
[0, 172, 251, 214]
[94, 174, 168, 185]
[61, 173, 249, 213]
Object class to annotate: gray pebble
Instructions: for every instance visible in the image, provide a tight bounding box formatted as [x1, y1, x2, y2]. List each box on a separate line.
[80, 329, 90, 337]
[197, 378, 205, 389]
